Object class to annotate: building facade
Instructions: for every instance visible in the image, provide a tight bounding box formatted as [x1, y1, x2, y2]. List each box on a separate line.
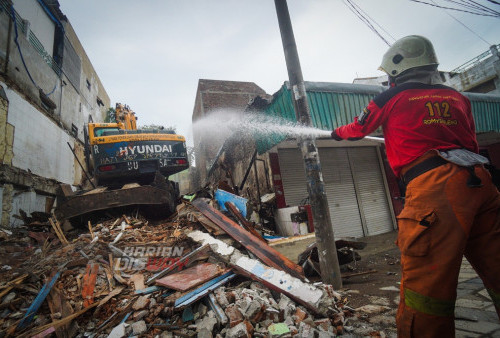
[192, 79, 500, 239]
[0, 0, 110, 227]
[192, 79, 270, 189]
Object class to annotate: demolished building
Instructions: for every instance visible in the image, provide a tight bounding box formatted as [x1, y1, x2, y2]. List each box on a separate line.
[192, 79, 500, 239]
[0, 0, 110, 227]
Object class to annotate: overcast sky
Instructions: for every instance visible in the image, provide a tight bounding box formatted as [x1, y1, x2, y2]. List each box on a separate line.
[58, 0, 500, 145]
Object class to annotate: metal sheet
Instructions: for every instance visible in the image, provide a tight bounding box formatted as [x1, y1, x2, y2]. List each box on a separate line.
[55, 185, 170, 219]
[348, 147, 393, 236]
[319, 147, 364, 238]
[192, 199, 305, 280]
[155, 263, 227, 291]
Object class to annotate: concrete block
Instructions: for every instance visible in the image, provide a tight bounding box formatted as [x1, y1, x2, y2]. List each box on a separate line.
[293, 307, 308, 325]
[314, 318, 332, 332]
[225, 320, 253, 338]
[215, 289, 230, 307]
[132, 295, 150, 311]
[131, 320, 147, 335]
[243, 299, 264, 322]
[133, 310, 149, 321]
[225, 303, 244, 328]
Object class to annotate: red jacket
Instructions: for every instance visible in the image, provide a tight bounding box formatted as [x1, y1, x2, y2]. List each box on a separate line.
[335, 83, 478, 177]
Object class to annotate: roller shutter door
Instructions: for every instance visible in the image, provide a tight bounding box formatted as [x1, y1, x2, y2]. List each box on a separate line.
[348, 147, 394, 235]
[318, 148, 364, 238]
[278, 146, 394, 238]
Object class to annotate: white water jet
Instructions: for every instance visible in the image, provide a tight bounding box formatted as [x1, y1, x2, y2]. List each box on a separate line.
[192, 109, 331, 146]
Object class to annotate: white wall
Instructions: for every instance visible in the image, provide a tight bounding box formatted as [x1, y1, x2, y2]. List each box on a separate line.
[10, 190, 47, 227]
[3, 84, 75, 184]
[13, 0, 55, 57]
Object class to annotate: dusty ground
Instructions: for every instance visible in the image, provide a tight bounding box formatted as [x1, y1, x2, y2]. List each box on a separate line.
[340, 231, 401, 306]
[336, 231, 401, 336]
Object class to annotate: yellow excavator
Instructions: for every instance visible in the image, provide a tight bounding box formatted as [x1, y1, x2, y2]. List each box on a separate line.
[55, 103, 189, 222]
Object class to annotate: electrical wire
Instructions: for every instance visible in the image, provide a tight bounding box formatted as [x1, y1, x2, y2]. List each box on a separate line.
[431, 0, 492, 46]
[348, 0, 397, 42]
[9, 5, 57, 96]
[409, 0, 500, 17]
[342, 0, 394, 46]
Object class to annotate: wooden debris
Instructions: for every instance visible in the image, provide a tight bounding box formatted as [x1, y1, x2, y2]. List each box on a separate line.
[88, 221, 96, 240]
[156, 263, 228, 291]
[16, 272, 61, 331]
[49, 217, 68, 245]
[130, 274, 145, 291]
[192, 199, 305, 281]
[97, 286, 125, 308]
[82, 263, 99, 307]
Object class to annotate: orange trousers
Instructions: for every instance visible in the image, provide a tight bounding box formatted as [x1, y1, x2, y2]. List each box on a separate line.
[396, 160, 500, 337]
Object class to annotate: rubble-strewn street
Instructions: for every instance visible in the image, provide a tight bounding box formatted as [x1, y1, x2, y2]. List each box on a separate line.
[0, 193, 391, 338]
[2, 191, 499, 337]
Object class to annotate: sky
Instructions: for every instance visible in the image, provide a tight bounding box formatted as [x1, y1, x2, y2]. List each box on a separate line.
[57, 0, 500, 145]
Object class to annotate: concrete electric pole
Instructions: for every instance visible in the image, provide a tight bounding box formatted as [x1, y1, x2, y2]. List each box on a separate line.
[274, 0, 342, 288]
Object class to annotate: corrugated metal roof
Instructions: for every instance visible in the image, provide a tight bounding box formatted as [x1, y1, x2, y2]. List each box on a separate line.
[256, 81, 500, 154]
[464, 92, 500, 133]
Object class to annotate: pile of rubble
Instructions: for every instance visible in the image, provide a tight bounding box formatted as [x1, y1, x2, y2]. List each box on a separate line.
[0, 195, 369, 337]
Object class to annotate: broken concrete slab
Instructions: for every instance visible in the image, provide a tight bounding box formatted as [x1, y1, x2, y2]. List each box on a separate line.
[132, 295, 150, 311]
[131, 320, 147, 335]
[226, 320, 254, 338]
[187, 230, 335, 316]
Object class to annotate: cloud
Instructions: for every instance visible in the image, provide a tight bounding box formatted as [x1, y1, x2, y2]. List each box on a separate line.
[58, 0, 500, 146]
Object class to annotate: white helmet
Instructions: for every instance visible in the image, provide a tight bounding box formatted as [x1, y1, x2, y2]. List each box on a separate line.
[379, 35, 439, 77]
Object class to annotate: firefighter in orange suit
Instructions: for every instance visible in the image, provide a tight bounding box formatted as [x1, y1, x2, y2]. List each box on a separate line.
[332, 35, 500, 336]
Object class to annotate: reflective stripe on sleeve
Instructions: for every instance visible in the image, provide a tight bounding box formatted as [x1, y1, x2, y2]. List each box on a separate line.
[404, 288, 455, 317]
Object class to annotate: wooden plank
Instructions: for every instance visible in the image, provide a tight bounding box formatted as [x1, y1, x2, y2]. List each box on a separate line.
[156, 263, 228, 291]
[97, 286, 125, 308]
[192, 199, 305, 280]
[146, 244, 210, 285]
[0, 274, 28, 299]
[225, 202, 266, 242]
[83, 187, 108, 195]
[49, 218, 68, 245]
[26, 302, 98, 337]
[194, 213, 225, 235]
[82, 263, 99, 307]
[130, 274, 145, 291]
[47, 286, 76, 337]
[16, 272, 61, 330]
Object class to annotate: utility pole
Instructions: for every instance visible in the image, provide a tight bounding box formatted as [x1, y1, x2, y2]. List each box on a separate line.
[274, 0, 342, 288]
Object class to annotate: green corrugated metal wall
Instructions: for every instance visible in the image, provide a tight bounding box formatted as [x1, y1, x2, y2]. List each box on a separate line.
[256, 83, 500, 154]
[466, 95, 500, 132]
[256, 83, 381, 154]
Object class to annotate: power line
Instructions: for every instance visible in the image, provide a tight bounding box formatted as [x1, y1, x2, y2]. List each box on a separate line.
[342, 0, 394, 46]
[431, 0, 492, 46]
[409, 0, 500, 17]
[348, 0, 397, 42]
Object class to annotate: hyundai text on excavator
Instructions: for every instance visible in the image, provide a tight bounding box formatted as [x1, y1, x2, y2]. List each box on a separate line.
[55, 103, 189, 222]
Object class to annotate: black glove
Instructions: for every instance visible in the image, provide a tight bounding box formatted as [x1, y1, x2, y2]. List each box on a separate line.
[331, 130, 343, 141]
